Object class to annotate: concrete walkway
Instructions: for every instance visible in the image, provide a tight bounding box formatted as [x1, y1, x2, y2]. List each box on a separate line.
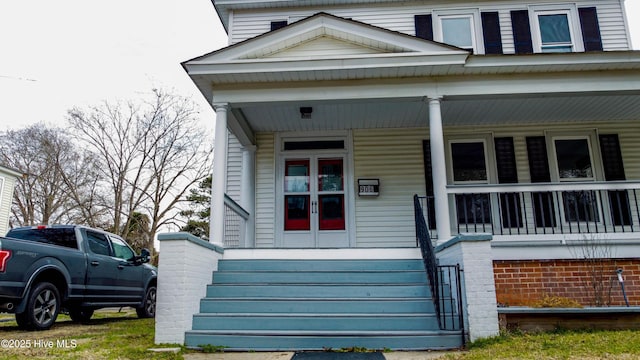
[184, 351, 453, 360]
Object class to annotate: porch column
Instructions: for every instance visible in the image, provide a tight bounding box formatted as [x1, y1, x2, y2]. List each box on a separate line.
[428, 97, 452, 242]
[210, 103, 229, 246]
[240, 145, 256, 247]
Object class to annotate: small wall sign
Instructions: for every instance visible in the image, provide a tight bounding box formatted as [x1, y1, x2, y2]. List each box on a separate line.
[358, 179, 380, 196]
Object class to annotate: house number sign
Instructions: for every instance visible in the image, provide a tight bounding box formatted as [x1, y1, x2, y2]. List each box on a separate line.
[358, 179, 380, 196]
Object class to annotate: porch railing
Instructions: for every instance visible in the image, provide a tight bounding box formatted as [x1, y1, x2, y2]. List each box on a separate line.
[413, 195, 464, 335]
[223, 194, 250, 248]
[420, 181, 640, 237]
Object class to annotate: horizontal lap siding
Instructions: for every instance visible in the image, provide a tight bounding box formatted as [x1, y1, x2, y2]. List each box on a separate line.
[230, 0, 629, 53]
[255, 132, 276, 247]
[0, 175, 15, 235]
[353, 128, 426, 247]
[226, 131, 242, 203]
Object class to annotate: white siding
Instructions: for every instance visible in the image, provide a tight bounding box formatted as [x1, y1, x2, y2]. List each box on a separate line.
[265, 36, 385, 59]
[229, 0, 630, 53]
[0, 174, 17, 235]
[353, 128, 426, 247]
[254, 132, 276, 247]
[226, 131, 243, 203]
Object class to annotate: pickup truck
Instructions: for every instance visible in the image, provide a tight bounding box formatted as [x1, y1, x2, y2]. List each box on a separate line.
[0, 225, 157, 330]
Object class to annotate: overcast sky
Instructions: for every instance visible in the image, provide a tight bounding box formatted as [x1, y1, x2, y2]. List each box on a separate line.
[1, 0, 639, 132]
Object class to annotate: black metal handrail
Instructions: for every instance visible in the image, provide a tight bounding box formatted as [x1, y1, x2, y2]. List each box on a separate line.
[414, 195, 464, 337]
[413, 194, 441, 322]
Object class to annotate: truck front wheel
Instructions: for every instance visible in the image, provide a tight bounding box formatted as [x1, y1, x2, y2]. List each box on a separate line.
[16, 282, 60, 330]
[136, 285, 156, 318]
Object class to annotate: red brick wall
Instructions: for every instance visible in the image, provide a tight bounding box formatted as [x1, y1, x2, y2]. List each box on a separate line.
[494, 259, 640, 307]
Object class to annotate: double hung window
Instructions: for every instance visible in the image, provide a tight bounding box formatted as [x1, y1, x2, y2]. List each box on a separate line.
[449, 139, 491, 225]
[434, 10, 483, 54]
[530, 6, 583, 53]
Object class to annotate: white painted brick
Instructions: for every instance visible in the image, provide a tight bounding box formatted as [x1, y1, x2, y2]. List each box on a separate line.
[154, 236, 223, 344]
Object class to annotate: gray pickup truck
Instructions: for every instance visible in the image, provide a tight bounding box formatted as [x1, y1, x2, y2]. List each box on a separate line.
[0, 225, 157, 330]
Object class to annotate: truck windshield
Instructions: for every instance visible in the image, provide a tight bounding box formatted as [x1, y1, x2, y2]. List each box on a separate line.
[6, 228, 78, 249]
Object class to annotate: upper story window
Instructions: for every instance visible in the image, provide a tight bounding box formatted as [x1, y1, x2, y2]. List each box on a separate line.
[530, 8, 584, 52]
[433, 10, 484, 54]
[529, 5, 584, 53]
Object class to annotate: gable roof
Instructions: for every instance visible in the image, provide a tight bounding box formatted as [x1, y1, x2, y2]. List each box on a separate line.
[183, 12, 469, 81]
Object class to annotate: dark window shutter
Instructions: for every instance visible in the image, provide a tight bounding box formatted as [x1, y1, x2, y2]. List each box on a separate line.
[270, 21, 288, 31]
[599, 134, 631, 225]
[495, 137, 522, 228]
[482, 12, 503, 54]
[422, 140, 436, 229]
[511, 10, 533, 54]
[579, 7, 603, 52]
[526, 136, 551, 183]
[415, 14, 433, 40]
[495, 137, 518, 183]
[599, 134, 625, 181]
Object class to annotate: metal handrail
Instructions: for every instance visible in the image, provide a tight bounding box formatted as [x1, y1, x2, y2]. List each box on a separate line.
[414, 194, 464, 337]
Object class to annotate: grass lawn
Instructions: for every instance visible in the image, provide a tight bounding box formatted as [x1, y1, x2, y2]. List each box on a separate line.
[0, 309, 183, 359]
[2, 310, 640, 359]
[445, 329, 640, 360]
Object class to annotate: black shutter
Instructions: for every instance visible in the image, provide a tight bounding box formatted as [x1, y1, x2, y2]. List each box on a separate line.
[579, 7, 603, 52]
[422, 140, 436, 229]
[526, 136, 555, 227]
[511, 10, 534, 54]
[495, 137, 518, 183]
[415, 14, 433, 41]
[482, 12, 503, 54]
[270, 21, 288, 31]
[526, 136, 551, 183]
[600, 134, 626, 181]
[600, 134, 631, 225]
[495, 137, 522, 228]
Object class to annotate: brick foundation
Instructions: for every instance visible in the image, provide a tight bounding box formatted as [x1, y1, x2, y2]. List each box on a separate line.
[493, 259, 640, 307]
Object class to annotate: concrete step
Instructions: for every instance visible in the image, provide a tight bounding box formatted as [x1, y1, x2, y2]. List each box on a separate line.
[191, 313, 442, 331]
[212, 270, 428, 284]
[217, 259, 425, 272]
[184, 330, 463, 351]
[199, 297, 437, 314]
[205, 283, 430, 298]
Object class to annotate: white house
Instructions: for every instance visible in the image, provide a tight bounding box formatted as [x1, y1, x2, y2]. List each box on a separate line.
[0, 165, 21, 236]
[156, 0, 640, 350]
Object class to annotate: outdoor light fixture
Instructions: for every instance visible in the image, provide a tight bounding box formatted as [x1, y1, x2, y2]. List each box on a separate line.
[300, 107, 313, 119]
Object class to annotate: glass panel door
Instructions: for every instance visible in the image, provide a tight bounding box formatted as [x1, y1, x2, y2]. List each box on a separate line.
[318, 158, 345, 231]
[282, 155, 349, 247]
[284, 159, 310, 231]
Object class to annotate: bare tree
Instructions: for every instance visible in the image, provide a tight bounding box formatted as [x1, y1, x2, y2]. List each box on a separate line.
[0, 124, 102, 226]
[67, 89, 213, 252]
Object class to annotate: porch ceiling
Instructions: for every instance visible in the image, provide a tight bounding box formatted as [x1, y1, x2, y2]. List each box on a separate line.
[236, 92, 640, 132]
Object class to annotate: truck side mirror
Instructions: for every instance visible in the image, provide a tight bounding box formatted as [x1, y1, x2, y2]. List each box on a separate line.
[139, 248, 151, 264]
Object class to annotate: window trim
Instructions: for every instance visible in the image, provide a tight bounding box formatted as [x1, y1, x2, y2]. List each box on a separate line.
[446, 135, 496, 185]
[546, 131, 602, 183]
[433, 9, 484, 54]
[529, 5, 584, 53]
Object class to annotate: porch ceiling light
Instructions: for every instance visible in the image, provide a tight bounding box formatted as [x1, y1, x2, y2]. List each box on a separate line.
[300, 106, 313, 119]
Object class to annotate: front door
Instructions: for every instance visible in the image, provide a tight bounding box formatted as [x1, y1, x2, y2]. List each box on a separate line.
[282, 155, 349, 247]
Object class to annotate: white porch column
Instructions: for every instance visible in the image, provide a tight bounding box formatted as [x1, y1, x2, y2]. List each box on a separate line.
[240, 145, 256, 247]
[428, 97, 452, 242]
[210, 103, 229, 246]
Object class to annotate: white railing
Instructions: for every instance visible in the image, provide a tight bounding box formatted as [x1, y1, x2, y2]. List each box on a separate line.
[223, 194, 250, 248]
[419, 181, 640, 237]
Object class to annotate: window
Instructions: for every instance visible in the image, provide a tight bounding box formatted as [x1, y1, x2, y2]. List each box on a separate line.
[110, 236, 135, 261]
[434, 11, 483, 54]
[86, 231, 112, 256]
[552, 137, 599, 222]
[450, 140, 491, 224]
[530, 6, 583, 53]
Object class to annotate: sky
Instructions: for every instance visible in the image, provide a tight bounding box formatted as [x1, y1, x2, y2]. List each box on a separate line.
[1, 0, 640, 132]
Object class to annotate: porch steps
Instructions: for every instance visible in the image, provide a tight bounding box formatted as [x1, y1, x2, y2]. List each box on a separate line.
[184, 259, 462, 351]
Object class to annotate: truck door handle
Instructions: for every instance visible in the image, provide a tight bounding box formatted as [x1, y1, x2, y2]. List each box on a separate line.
[91, 261, 100, 266]
[118, 264, 125, 270]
